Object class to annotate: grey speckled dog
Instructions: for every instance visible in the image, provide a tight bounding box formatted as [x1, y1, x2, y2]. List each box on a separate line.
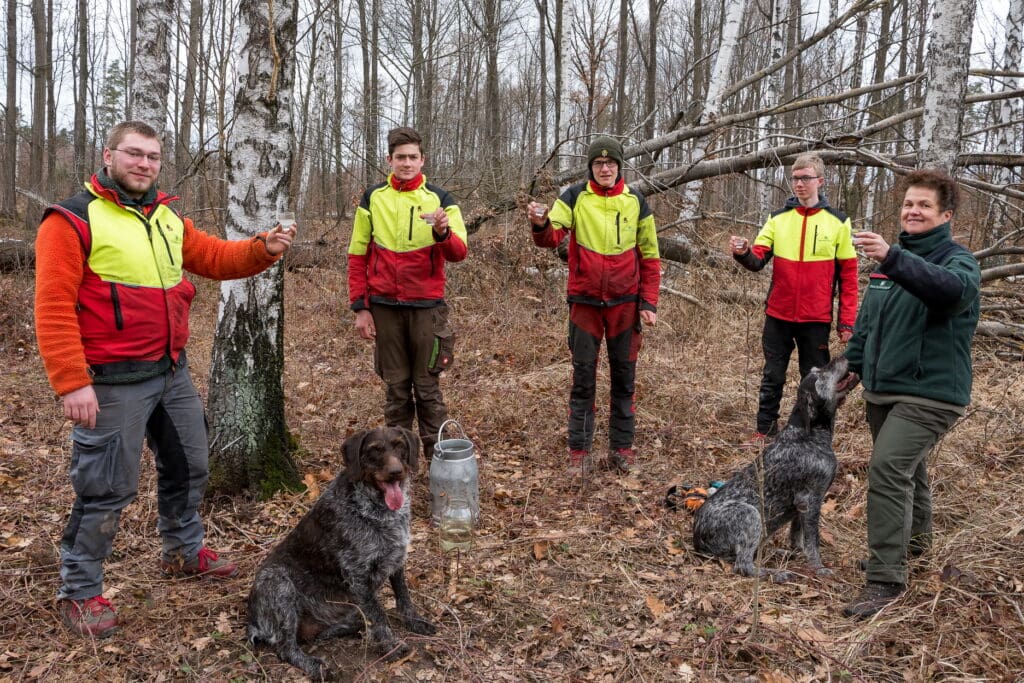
[247, 427, 436, 679]
[694, 357, 859, 582]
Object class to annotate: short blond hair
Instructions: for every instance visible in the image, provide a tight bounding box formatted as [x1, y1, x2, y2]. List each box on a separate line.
[791, 153, 824, 178]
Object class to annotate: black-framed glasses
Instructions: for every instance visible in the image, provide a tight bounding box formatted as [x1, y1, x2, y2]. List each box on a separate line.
[113, 148, 162, 163]
[790, 175, 819, 184]
[592, 160, 618, 169]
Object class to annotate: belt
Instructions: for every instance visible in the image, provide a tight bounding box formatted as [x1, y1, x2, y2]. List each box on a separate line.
[89, 352, 179, 385]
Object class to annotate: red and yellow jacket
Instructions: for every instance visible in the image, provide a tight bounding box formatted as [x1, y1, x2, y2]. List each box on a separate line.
[34, 173, 281, 396]
[735, 196, 858, 329]
[533, 178, 660, 310]
[347, 173, 468, 310]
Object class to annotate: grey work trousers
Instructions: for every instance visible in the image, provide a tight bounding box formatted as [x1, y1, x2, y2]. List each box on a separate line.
[864, 400, 959, 586]
[58, 358, 210, 601]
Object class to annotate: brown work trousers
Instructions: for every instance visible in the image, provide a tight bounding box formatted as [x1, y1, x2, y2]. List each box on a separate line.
[371, 304, 452, 457]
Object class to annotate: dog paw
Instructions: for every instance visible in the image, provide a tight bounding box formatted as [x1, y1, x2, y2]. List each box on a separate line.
[813, 566, 834, 577]
[407, 617, 437, 636]
[298, 656, 333, 681]
[770, 570, 792, 583]
[381, 640, 412, 662]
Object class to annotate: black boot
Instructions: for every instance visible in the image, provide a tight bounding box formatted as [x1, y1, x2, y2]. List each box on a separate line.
[843, 581, 904, 618]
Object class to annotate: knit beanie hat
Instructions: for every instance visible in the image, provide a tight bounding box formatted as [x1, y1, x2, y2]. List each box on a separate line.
[587, 136, 624, 167]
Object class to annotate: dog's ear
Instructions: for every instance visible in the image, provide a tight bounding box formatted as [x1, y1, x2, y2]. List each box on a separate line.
[401, 427, 421, 470]
[800, 389, 817, 431]
[342, 430, 368, 479]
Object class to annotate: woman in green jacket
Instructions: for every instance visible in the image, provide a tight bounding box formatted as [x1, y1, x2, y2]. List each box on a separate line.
[842, 169, 981, 618]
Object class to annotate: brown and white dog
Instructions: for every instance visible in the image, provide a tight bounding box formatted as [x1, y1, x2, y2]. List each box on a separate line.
[247, 427, 435, 679]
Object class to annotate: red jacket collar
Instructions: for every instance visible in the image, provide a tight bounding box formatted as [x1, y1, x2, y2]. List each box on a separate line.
[589, 176, 625, 197]
[389, 173, 425, 192]
[795, 205, 822, 217]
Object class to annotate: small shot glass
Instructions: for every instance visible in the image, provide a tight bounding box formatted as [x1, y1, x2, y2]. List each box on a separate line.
[533, 204, 547, 217]
[423, 213, 437, 226]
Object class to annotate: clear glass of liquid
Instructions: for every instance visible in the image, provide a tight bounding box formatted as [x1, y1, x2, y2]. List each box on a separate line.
[439, 498, 474, 553]
[277, 210, 296, 233]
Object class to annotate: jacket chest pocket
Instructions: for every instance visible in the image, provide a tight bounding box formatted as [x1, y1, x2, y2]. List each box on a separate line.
[811, 225, 836, 257]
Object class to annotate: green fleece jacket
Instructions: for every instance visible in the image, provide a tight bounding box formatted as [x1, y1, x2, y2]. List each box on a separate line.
[844, 223, 980, 406]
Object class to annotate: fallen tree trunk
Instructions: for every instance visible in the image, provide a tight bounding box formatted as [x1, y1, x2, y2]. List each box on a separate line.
[976, 321, 1024, 340]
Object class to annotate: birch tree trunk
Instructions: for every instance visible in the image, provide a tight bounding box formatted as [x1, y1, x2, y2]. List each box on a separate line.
[207, 0, 300, 497]
[678, 0, 746, 223]
[130, 0, 173, 131]
[918, 0, 977, 171]
[991, 0, 1023, 249]
[759, 0, 787, 214]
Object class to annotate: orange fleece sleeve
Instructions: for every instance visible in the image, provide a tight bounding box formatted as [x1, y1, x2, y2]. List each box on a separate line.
[34, 212, 92, 396]
[181, 219, 281, 279]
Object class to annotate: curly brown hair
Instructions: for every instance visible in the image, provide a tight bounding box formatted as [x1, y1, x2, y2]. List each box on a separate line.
[901, 168, 960, 214]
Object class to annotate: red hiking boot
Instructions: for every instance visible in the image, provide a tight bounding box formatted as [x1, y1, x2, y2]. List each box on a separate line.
[60, 595, 119, 638]
[160, 547, 238, 579]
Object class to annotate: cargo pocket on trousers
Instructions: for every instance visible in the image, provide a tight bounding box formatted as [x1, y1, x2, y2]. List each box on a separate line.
[429, 305, 455, 375]
[69, 429, 124, 497]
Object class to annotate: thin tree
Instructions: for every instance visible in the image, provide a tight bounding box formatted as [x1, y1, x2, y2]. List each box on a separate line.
[918, 0, 977, 171]
[678, 0, 746, 223]
[24, 0, 47, 229]
[1, 0, 16, 218]
[73, 0, 88, 182]
[207, 0, 301, 496]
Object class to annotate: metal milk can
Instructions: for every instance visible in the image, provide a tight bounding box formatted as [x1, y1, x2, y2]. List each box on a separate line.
[429, 420, 479, 525]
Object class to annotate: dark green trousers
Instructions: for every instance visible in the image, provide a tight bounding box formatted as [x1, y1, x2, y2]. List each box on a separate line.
[864, 401, 959, 585]
[371, 304, 451, 457]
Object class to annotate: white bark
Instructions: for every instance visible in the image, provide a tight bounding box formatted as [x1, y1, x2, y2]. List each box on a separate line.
[995, 0, 1022, 183]
[130, 0, 173, 132]
[679, 0, 746, 222]
[758, 0, 787, 214]
[991, 0, 1023, 249]
[918, 0, 977, 171]
[207, 0, 300, 494]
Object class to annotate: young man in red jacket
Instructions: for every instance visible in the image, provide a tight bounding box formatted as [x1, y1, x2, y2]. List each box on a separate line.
[528, 136, 660, 479]
[730, 153, 858, 440]
[347, 127, 468, 458]
[35, 120, 295, 638]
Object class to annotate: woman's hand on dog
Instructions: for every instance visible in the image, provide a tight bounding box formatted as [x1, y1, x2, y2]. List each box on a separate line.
[355, 310, 376, 339]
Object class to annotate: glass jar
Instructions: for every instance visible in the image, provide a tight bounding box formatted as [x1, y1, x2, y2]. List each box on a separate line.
[439, 497, 474, 553]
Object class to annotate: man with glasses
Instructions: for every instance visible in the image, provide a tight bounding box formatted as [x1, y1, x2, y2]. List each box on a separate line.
[729, 152, 858, 441]
[34, 120, 295, 638]
[527, 136, 660, 479]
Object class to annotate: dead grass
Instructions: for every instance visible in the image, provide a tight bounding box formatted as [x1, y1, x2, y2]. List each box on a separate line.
[1, 216, 1022, 682]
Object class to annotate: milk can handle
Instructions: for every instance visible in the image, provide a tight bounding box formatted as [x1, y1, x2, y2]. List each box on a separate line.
[437, 419, 467, 443]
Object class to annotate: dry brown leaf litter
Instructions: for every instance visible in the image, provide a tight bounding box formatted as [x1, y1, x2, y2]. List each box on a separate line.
[0, 217, 1021, 682]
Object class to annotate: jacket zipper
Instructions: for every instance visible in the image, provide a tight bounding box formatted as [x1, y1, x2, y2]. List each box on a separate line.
[155, 221, 175, 264]
[109, 283, 124, 330]
[616, 212, 621, 245]
[813, 225, 819, 255]
[408, 207, 414, 241]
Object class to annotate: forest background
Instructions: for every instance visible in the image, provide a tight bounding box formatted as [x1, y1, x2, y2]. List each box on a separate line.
[1, 0, 1022, 680]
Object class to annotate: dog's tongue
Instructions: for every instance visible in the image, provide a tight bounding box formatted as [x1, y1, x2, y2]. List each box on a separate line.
[383, 481, 404, 511]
